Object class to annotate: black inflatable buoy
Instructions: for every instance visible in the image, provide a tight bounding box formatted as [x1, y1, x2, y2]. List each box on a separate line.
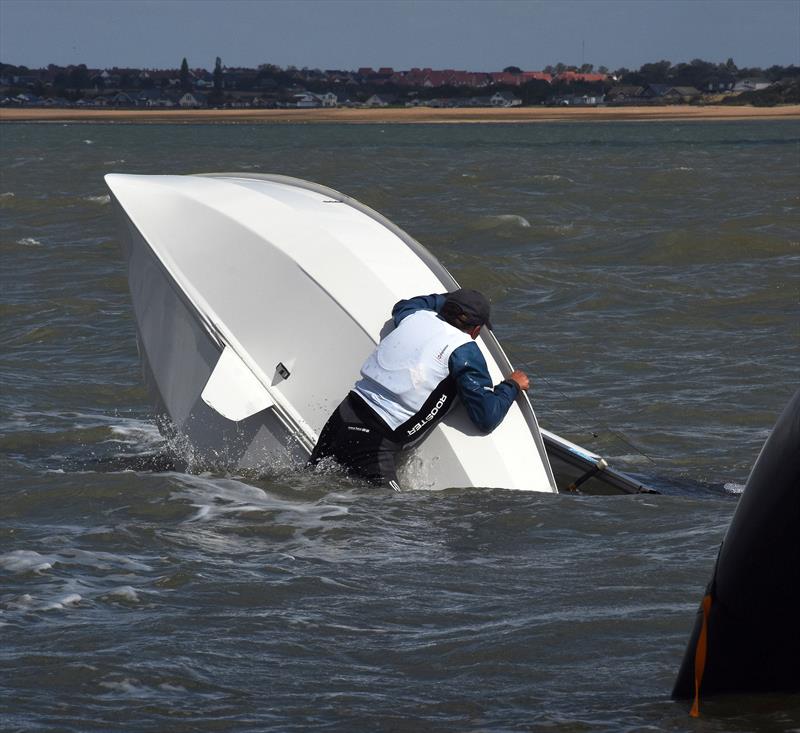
[672, 389, 800, 714]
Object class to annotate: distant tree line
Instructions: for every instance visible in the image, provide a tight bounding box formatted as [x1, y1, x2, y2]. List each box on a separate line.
[614, 57, 798, 87]
[1, 56, 798, 106]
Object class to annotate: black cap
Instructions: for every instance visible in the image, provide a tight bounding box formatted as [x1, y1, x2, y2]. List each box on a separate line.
[444, 288, 493, 330]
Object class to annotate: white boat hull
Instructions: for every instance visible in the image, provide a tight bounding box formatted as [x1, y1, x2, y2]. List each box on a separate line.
[107, 173, 557, 492]
[118, 209, 306, 470]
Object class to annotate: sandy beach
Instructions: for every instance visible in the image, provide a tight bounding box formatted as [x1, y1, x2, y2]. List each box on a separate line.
[2, 104, 799, 124]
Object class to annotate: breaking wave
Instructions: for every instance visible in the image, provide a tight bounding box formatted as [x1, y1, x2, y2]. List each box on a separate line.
[475, 214, 531, 229]
[533, 174, 575, 183]
[84, 194, 111, 205]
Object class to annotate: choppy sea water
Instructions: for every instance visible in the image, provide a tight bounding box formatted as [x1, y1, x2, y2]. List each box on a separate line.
[1, 121, 798, 731]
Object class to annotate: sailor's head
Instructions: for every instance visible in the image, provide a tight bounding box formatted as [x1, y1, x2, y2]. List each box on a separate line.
[442, 289, 493, 338]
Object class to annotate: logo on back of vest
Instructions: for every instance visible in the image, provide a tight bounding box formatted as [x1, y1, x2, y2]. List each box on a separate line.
[406, 394, 448, 436]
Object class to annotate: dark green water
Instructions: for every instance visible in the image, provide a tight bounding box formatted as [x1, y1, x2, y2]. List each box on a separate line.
[1, 121, 798, 731]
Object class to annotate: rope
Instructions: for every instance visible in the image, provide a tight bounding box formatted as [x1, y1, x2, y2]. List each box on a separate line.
[533, 369, 662, 469]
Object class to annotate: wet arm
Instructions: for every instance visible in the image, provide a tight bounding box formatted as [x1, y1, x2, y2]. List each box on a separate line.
[449, 342, 519, 433]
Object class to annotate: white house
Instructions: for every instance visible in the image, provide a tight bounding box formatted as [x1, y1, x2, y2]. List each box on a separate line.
[136, 89, 174, 108]
[490, 91, 522, 107]
[319, 92, 339, 107]
[733, 78, 772, 93]
[293, 92, 321, 108]
[556, 93, 605, 106]
[108, 91, 136, 107]
[364, 94, 398, 107]
[178, 92, 204, 108]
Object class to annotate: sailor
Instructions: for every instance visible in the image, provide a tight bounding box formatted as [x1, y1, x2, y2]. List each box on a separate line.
[309, 289, 530, 490]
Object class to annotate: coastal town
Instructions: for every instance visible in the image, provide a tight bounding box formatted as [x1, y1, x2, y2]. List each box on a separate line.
[2, 57, 798, 111]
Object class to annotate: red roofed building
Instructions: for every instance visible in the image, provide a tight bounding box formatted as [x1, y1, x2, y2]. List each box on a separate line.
[487, 71, 552, 86]
[520, 71, 552, 83]
[554, 71, 608, 84]
[423, 71, 450, 87]
[369, 67, 551, 89]
[488, 72, 522, 86]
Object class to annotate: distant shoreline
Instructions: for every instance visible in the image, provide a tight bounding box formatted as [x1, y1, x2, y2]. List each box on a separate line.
[2, 105, 799, 124]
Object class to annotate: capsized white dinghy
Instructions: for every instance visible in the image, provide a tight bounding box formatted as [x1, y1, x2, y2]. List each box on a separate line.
[106, 172, 649, 493]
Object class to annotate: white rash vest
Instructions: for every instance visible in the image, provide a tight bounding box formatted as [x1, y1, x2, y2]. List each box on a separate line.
[354, 310, 472, 439]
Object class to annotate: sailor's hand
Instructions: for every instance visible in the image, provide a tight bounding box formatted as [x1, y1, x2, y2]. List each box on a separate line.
[509, 370, 530, 391]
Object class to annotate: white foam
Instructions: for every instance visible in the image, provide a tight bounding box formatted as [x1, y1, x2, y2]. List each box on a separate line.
[0, 191, 15, 198]
[100, 678, 144, 694]
[110, 421, 162, 445]
[191, 505, 212, 521]
[42, 593, 82, 611]
[534, 174, 574, 183]
[169, 472, 349, 525]
[724, 482, 745, 495]
[107, 586, 141, 602]
[25, 411, 164, 454]
[0, 550, 54, 573]
[83, 139, 94, 145]
[61, 548, 153, 572]
[5, 593, 36, 609]
[471, 214, 532, 231]
[17, 237, 42, 247]
[85, 194, 110, 205]
[493, 214, 530, 228]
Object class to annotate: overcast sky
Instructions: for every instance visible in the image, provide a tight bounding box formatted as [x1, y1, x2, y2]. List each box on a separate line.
[1, 0, 798, 71]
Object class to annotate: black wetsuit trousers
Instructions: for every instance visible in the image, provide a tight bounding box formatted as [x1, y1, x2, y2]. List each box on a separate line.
[308, 392, 403, 489]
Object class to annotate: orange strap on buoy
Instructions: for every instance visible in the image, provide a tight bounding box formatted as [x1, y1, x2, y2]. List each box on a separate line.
[690, 593, 713, 718]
